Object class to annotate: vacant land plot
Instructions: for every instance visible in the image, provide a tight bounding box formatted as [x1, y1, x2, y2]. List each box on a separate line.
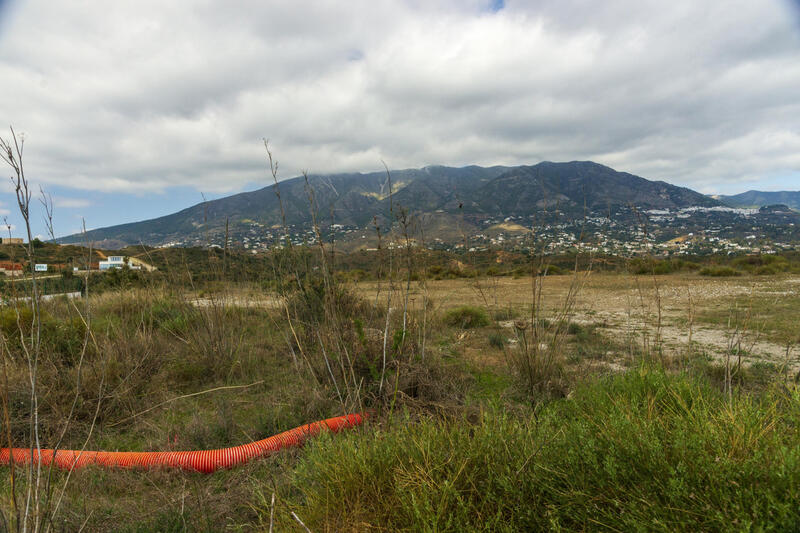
[354, 273, 800, 371]
[2, 268, 798, 530]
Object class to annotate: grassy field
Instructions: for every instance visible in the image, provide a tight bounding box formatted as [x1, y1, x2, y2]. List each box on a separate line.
[1, 263, 798, 531]
[355, 272, 800, 371]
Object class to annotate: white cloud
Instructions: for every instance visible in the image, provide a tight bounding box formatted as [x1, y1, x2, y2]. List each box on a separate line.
[0, 0, 798, 196]
[53, 197, 91, 209]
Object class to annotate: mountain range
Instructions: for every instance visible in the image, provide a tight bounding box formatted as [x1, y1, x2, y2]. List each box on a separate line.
[58, 161, 796, 249]
[717, 190, 800, 212]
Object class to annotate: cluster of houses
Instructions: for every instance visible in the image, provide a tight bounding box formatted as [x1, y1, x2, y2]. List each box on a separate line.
[0, 252, 156, 277]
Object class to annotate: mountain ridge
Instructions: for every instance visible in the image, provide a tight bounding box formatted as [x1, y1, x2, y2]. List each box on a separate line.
[718, 190, 800, 212]
[60, 161, 723, 248]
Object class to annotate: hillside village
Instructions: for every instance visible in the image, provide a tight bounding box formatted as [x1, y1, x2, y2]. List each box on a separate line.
[153, 203, 799, 257]
[1, 199, 796, 281]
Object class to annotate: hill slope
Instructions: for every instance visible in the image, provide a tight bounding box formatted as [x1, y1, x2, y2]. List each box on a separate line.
[719, 190, 800, 211]
[60, 161, 722, 247]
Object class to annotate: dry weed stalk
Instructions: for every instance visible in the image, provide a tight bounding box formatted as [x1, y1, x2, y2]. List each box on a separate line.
[628, 206, 665, 365]
[258, 147, 429, 412]
[686, 287, 695, 367]
[505, 214, 591, 398]
[0, 129, 110, 532]
[722, 292, 764, 403]
[1, 127, 46, 531]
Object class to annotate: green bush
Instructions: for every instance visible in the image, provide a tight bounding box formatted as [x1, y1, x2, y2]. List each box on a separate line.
[699, 266, 741, 277]
[0, 305, 88, 365]
[491, 307, 518, 321]
[538, 264, 564, 275]
[280, 370, 800, 531]
[733, 254, 789, 273]
[487, 332, 505, 349]
[284, 278, 370, 324]
[87, 267, 147, 294]
[629, 258, 700, 275]
[511, 267, 527, 278]
[566, 321, 585, 336]
[754, 264, 780, 275]
[0, 305, 35, 337]
[47, 316, 88, 364]
[443, 306, 490, 329]
[150, 299, 194, 334]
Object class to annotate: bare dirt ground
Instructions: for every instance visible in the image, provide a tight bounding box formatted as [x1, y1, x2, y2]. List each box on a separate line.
[354, 273, 800, 371]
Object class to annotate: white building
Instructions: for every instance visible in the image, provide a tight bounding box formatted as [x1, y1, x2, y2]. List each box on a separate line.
[99, 256, 125, 270]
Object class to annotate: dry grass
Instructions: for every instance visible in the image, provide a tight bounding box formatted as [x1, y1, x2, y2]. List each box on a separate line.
[353, 272, 800, 372]
[0, 266, 797, 529]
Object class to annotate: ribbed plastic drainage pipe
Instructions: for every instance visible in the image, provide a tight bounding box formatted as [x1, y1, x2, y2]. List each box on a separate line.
[0, 413, 364, 474]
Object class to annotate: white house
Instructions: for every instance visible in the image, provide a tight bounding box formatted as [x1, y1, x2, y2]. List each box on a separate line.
[99, 256, 125, 270]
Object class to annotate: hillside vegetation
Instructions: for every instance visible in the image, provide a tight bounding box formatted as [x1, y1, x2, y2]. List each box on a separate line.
[58, 161, 722, 247]
[720, 190, 800, 211]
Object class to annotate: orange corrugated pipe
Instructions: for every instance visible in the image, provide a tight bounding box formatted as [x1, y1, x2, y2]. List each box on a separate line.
[0, 413, 365, 474]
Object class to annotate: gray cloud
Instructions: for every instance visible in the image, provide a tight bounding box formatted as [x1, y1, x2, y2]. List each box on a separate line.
[0, 0, 798, 196]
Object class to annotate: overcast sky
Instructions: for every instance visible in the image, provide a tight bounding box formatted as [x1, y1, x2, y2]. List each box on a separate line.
[1, 0, 799, 237]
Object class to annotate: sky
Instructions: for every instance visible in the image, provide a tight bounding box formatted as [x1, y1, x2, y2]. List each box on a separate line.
[0, 0, 799, 238]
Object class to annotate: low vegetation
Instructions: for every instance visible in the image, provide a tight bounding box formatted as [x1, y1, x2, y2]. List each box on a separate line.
[0, 137, 798, 530]
[0, 256, 798, 530]
[282, 370, 800, 531]
[699, 265, 742, 277]
[443, 305, 490, 329]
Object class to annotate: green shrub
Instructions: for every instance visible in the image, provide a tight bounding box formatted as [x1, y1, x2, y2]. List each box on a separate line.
[428, 265, 443, 276]
[511, 267, 527, 278]
[285, 279, 369, 324]
[491, 307, 517, 321]
[733, 254, 789, 273]
[86, 267, 147, 294]
[443, 306, 490, 329]
[280, 370, 800, 531]
[539, 264, 564, 275]
[754, 264, 780, 275]
[566, 321, 586, 336]
[699, 266, 741, 277]
[47, 316, 88, 364]
[487, 332, 505, 349]
[629, 258, 700, 275]
[150, 299, 194, 334]
[0, 306, 88, 364]
[0, 305, 35, 337]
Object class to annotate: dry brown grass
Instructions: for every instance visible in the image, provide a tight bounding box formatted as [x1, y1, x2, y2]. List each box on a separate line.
[1, 267, 796, 530]
[352, 272, 800, 372]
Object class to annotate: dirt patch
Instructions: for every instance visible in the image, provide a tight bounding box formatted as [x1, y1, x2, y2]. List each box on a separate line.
[354, 274, 800, 371]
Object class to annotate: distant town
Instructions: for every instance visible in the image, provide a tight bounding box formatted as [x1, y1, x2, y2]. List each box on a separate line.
[1, 202, 797, 280]
[153, 204, 799, 257]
